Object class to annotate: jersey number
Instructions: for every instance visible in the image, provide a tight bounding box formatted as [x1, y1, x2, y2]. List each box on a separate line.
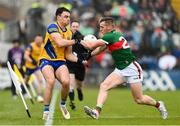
[119, 36, 130, 49]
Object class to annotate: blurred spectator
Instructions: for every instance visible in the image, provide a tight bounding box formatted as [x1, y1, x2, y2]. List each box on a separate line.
[7, 39, 26, 99]
[17, 18, 27, 44]
[151, 28, 166, 49]
[131, 21, 144, 50]
[26, 1, 46, 43]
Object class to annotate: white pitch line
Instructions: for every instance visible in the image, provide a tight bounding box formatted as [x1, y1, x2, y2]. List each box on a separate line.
[45, 89, 59, 126]
[68, 115, 180, 119]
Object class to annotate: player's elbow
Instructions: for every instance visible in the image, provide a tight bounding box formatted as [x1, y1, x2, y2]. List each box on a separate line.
[86, 43, 94, 50]
[57, 40, 66, 47]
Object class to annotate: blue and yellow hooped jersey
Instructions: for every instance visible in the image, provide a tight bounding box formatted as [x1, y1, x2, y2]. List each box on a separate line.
[25, 42, 43, 69]
[39, 22, 72, 61]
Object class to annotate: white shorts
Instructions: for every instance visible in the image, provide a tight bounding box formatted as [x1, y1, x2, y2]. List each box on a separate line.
[113, 61, 143, 84]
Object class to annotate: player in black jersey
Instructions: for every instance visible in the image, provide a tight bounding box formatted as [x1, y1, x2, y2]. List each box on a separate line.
[67, 21, 91, 110]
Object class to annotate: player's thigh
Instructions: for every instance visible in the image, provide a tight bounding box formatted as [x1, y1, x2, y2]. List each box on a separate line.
[100, 71, 125, 90]
[130, 82, 143, 100]
[34, 69, 43, 82]
[55, 65, 70, 85]
[41, 65, 55, 85]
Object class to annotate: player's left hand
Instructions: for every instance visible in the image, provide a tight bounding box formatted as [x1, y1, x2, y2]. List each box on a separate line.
[73, 31, 84, 44]
[73, 31, 84, 40]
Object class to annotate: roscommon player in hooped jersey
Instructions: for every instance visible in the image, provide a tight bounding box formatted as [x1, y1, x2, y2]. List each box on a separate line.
[80, 17, 168, 119]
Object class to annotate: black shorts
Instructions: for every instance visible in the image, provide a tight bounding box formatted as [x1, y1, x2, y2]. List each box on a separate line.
[66, 61, 85, 81]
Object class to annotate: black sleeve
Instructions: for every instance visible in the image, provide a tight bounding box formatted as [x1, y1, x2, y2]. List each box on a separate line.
[21, 50, 25, 67]
[7, 50, 14, 65]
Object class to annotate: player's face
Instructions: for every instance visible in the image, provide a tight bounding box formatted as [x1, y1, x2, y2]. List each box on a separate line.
[99, 21, 113, 35]
[58, 11, 70, 26]
[35, 36, 43, 46]
[71, 22, 80, 34]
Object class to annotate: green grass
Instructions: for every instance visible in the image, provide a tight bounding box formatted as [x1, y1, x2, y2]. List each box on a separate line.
[0, 88, 180, 125]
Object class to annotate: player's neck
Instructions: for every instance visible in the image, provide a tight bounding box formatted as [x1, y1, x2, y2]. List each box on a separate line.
[35, 42, 41, 47]
[57, 21, 66, 31]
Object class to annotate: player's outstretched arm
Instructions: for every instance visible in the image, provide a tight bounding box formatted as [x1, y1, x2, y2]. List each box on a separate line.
[50, 32, 75, 47]
[24, 47, 33, 62]
[65, 46, 78, 62]
[81, 39, 107, 50]
[91, 45, 107, 57]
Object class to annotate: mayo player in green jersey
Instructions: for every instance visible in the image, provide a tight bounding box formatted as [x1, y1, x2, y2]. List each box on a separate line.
[81, 17, 168, 120]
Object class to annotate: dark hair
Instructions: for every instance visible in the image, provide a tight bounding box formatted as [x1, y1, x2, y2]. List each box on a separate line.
[70, 20, 80, 25]
[36, 33, 42, 37]
[12, 39, 20, 44]
[99, 17, 114, 23]
[55, 7, 70, 17]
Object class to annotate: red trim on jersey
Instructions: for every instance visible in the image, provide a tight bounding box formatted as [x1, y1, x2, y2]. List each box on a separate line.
[133, 61, 141, 79]
[108, 39, 125, 52]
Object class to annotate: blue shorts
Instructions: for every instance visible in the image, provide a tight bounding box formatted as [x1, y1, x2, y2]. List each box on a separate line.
[39, 59, 65, 71]
[26, 67, 40, 76]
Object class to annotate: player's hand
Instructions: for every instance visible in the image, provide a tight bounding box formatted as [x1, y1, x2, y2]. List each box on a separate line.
[73, 31, 84, 44]
[77, 58, 87, 65]
[82, 60, 88, 65]
[73, 31, 84, 40]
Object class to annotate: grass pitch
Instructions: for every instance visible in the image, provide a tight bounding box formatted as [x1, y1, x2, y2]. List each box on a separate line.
[0, 87, 180, 125]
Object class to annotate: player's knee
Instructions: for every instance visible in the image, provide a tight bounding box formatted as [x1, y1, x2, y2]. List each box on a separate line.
[61, 79, 69, 88]
[100, 82, 109, 91]
[46, 78, 55, 86]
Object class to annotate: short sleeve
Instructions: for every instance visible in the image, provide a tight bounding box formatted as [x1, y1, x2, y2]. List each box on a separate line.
[27, 44, 32, 52]
[47, 23, 59, 34]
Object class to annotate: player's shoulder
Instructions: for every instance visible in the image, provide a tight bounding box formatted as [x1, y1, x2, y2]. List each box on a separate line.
[105, 30, 123, 37]
[47, 22, 59, 34]
[47, 22, 58, 28]
[26, 42, 33, 50]
[102, 31, 113, 40]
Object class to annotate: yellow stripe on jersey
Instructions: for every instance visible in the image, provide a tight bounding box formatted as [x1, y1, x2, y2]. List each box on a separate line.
[39, 22, 72, 61]
[25, 42, 43, 69]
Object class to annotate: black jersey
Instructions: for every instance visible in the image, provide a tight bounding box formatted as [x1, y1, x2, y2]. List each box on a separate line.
[69, 31, 90, 62]
[72, 42, 90, 61]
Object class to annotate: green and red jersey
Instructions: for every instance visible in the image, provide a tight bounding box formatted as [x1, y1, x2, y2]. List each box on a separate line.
[102, 30, 135, 70]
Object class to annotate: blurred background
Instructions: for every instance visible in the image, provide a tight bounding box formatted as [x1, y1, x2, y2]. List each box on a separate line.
[0, 0, 180, 91]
